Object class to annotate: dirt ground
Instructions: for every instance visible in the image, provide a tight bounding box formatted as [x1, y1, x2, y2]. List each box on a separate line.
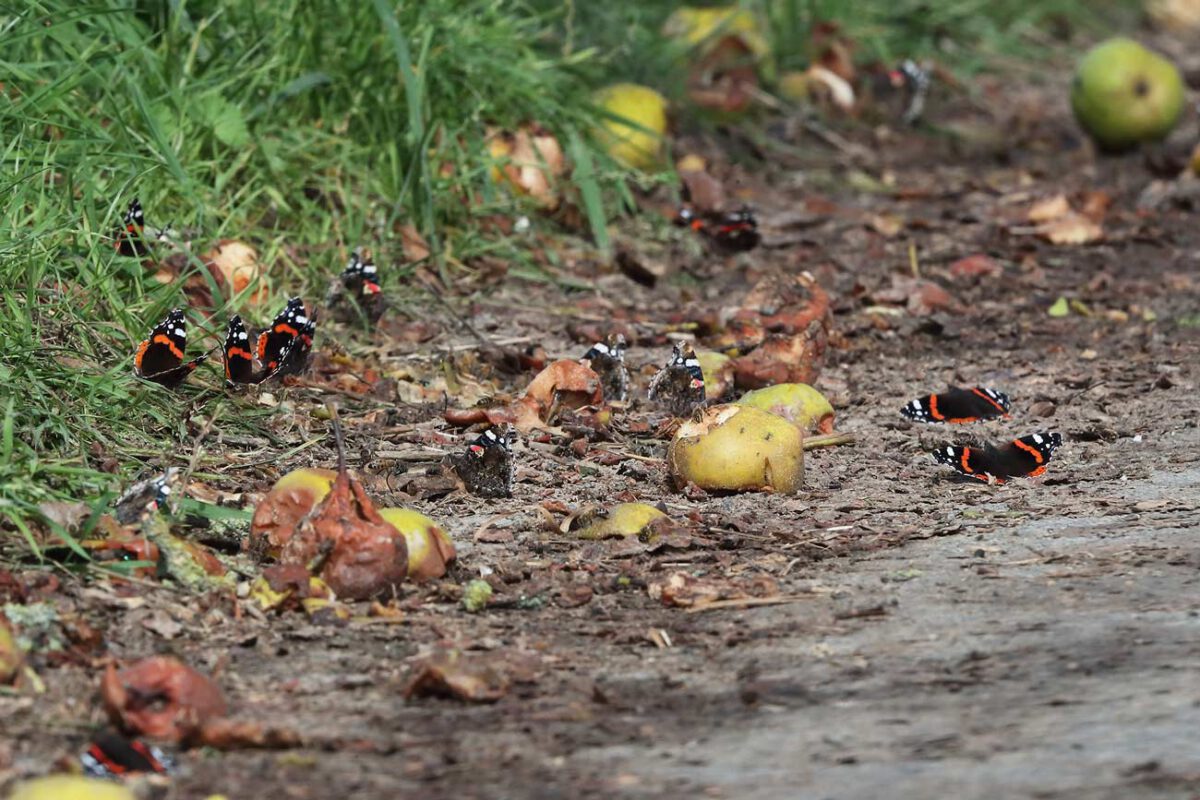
[4, 55, 1200, 800]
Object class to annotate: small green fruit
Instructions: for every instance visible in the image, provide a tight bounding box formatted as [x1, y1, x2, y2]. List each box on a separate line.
[1071, 38, 1185, 152]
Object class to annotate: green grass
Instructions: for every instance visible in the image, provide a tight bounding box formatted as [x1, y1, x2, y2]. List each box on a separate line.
[0, 0, 1138, 550]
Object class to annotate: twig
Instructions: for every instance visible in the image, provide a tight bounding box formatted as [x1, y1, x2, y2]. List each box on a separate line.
[327, 401, 345, 473]
[684, 594, 816, 614]
[803, 432, 856, 450]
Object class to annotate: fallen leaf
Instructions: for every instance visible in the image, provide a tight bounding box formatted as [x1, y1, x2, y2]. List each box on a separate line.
[1038, 213, 1103, 245]
[36, 501, 91, 534]
[648, 571, 779, 609]
[1048, 297, 1070, 317]
[398, 224, 431, 262]
[139, 609, 183, 640]
[101, 657, 228, 743]
[949, 254, 1001, 281]
[203, 239, 263, 299]
[1027, 194, 1072, 223]
[195, 717, 303, 750]
[402, 649, 512, 703]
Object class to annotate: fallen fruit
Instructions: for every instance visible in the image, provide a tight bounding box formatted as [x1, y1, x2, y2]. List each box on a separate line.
[576, 502, 668, 539]
[695, 349, 735, 401]
[593, 83, 667, 170]
[736, 383, 835, 434]
[0, 612, 21, 684]
[462, 579, 493, 613]
[248, 468, 337, 558]
[662, 5, 769, 62]
[668, 405, 804, 493]
[378, 508, 457, 581]
[1071, 37, 1185, 151]
[8, 776, 136, 800]
[101, 656, 228, 743]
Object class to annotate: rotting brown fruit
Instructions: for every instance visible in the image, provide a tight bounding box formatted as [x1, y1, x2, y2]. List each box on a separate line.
[277, 410, 409, 601]
[378, 508, 457, 582]
[101, 656, 228, 743]
[736, 383, 835, 434]
[248, 468, 337, 559]
[668, 405, 804, 493]
[732, 321, 827, 389]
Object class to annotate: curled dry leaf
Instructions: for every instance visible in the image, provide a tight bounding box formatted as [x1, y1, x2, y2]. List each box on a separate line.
[1038, 214, 1104, 245]
[1027, 194, 1072, 223]
[949, 254, 1001, 281]
[487, 124, 567, 209]
[195, 717, 303, 750]
[398, 223, 431, 262]
[677, 160, 726, 211]
[648, 571, 780, 609]
[523, 359, 603, 414]
[101, 656, 228, 743]
[402, 649, 512, 703]
[203, 239, 263, 299]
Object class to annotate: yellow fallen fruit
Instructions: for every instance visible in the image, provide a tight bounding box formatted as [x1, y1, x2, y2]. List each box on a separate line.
[378, 508, 457, 582]
[593, 83, 667, 171]
[0, 613, 21, 684]
[669, 405, 804, 493]
[662, 6, 771, 63]
[736, 383, 835, 434]
[8, 775, 136, 800]
[695, 350, 735, 402]
[577, 503, 667, 539]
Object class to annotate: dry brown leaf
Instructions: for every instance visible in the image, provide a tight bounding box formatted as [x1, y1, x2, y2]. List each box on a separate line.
[196, 717, 303, 750]
[648, 571, 779, 609]
[487, 124, 567, 209]
[522, 359, 603, 415]
[1038, 213, 1104, 245]
[402, 649, 512, 703]
[1027, 194, 1072, 223]
[203, 239, 262, 298]
[399, 224, 431, 262]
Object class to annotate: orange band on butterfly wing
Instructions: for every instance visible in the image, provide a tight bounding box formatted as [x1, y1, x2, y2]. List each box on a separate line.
[1012, 438, 1045, 464]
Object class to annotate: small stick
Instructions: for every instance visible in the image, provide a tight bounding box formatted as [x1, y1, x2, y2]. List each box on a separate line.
[327, 401, 346, 473]
[804, 432, 857, 450]
[685, 595, 816, 614]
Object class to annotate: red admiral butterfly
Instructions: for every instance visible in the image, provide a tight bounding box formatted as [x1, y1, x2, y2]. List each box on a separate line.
[223, 314, 257, 384]
[133, 309, 209, 388]
[933, 432, 1063, 483]
[676, 205, 761, 253]
[901, 386, 1010, 424]
[256, 297, 316, 379]
[114, 468, 179, 525]
[112, 198, 149, 257]
[81, 729, 173, 778]
[647, 341, 706, 417]
[328, 249, 385, 322]
[452, 426, 514, 498]
[581, 334, 630, 403]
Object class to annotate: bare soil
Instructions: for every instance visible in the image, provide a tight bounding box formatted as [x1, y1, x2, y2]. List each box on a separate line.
[3, 62, 1200, 800]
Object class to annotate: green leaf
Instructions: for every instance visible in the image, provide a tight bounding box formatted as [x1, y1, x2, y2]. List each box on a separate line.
[1047, 297, 1070, 318]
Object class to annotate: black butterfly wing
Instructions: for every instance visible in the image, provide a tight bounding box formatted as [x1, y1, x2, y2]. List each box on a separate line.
[223, 315, 257, 384]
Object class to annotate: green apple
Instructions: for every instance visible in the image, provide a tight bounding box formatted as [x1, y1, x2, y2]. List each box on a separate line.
[1071, 38, 1185, 152]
